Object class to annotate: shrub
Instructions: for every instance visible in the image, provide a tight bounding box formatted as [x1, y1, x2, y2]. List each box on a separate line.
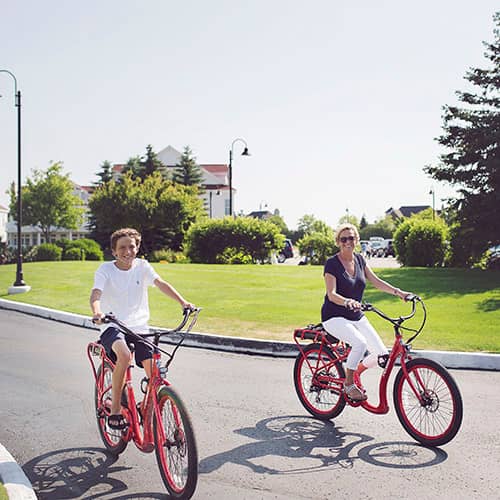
[63, 247, 85, 260]
[31, 243, 62, 261]
[296, 232, 338, 265]
[149, 248, 188, 263]
[65, 238, 103, 260]
[185, 217, 284, 264]
[394, 218, 448, 267]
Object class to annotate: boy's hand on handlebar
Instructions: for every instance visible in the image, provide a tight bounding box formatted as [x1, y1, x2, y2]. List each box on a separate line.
[92, 312, 105, 324]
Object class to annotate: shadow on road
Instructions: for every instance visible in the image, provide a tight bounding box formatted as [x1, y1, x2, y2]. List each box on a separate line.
[22, 447, 166, 499]
[199, 415, 447, 475]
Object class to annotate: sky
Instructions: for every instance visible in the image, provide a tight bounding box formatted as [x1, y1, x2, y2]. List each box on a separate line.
[0, 1, 498, 230]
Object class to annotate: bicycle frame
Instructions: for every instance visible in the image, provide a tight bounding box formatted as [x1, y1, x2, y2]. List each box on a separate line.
[87, 308, 200, 452]
[293, 297, 426, 415]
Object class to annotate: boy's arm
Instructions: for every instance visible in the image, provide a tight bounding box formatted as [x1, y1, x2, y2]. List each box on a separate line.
[154, 278, 194, 309]
[90, 288, 105, 323]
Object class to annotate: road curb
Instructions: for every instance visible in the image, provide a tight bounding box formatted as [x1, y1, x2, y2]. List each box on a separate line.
[0, 444, 37, 499]
[1, 298, 499, 370]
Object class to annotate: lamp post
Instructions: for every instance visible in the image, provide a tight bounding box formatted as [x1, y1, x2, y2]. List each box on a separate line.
[0, 69, 30, 294]
[429, 186, 435, 220]
[228, 138, 250, 217]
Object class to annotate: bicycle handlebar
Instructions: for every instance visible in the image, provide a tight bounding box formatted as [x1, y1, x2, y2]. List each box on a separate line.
[362, 295, 426, 343]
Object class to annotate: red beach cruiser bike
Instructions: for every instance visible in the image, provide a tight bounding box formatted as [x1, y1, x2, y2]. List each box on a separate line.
[87, 307, 200, 499]
[293, 296, 463, 447]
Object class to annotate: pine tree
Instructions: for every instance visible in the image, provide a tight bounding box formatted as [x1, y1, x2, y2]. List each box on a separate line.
[172, 146, 204, 186]
[425, 12, 500, 263]
[94, 160, 113, 186]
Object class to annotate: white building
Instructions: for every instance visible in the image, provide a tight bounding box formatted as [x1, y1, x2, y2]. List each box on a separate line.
[0, 204, 8, 243]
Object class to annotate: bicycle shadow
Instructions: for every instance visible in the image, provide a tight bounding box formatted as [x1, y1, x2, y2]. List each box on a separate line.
[22, 447, 166, 499]
[199, 415, 447, 475]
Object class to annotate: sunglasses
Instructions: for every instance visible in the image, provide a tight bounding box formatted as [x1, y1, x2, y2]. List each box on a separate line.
[340, 236, 355, 243]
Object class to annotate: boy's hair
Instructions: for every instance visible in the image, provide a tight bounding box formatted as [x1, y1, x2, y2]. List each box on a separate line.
[110, 228, 142, 251]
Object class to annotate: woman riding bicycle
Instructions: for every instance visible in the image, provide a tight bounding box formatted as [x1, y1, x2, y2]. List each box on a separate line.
[321, 223, 412, 402]
[89, 227, 195, 429]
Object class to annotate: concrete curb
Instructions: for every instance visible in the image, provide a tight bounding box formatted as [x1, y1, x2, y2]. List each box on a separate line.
[0, 444, 37, 499]
[0, 296, 499, 500]
[1, 298, 499, 370]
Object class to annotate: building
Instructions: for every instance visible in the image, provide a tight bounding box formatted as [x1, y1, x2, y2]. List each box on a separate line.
[112, 145, 232, 219]
[0, 204, 8, 243]
[385, 205, 431, 220]
[6, 184, 92, 249]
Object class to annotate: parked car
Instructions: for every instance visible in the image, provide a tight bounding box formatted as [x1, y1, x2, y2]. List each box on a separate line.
[368, 240, 386, 257]
[277, 239, 294, 263]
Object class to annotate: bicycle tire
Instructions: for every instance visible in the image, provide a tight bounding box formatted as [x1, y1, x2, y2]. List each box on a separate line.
[154, 385, 198, 499]
[94, 360, 128, 455]
[293, 343, 346, 420]
[393, 358, 463, 447]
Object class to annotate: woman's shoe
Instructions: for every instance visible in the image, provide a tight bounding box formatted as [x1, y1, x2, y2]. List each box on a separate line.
[344, 383, 368, 402]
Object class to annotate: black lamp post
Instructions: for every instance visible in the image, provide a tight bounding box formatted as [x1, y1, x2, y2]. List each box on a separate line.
[0, 69, 29, 293]
[228, 138, 250, 217]
[429, 186, 435, 220]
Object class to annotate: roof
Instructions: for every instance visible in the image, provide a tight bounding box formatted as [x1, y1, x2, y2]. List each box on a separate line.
[386, 205, 431, 218]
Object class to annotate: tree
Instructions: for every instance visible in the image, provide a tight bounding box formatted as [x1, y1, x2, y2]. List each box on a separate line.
[359, 215, 396, 240]
[360, 214, 368, 229]
[338, 213, 359, 228]
[94, 160, 113, 186]
[88, 172, 205, 253]
[172, 146, 204, 186]
[424, 12, 500, 264]
[9, 162, 84, 241]
[121, 145, 167, 181]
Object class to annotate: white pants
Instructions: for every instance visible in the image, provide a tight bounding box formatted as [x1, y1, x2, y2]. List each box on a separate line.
[322, 315, 389, 371]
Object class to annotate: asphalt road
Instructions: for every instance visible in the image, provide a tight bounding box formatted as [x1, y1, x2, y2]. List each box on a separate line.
[1, 309, 499, 499]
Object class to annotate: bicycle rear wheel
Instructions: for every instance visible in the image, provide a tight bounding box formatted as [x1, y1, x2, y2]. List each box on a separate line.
[294, 343, 346, 420]
[154, 385, 198, 499]
[94, 360, 128, 455]
[393, 358, 463, 447]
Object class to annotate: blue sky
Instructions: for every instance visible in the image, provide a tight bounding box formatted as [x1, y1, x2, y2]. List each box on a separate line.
[0, 1, 497, 229]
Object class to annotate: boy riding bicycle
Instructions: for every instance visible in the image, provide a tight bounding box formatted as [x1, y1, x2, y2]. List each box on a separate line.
[90, 227, 195, 430]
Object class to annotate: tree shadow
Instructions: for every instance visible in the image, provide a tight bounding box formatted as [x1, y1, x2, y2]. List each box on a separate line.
[199, 415, 446, 475]
[22, 447, 167, 499]
[476, 297, 500, 312]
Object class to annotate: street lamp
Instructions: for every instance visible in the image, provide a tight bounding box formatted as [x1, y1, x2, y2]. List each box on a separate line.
[429, 186, 435, 220]
[0, 69, 30, 294]
[228, 138, 250, 217]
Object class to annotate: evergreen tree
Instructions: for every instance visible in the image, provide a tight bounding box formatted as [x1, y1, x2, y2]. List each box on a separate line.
[173, 146, 204, 186]
[94, 160, 113, 186]
[424, 12, 500, 263]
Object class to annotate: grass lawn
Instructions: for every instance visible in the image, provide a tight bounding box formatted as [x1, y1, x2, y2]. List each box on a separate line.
[0, 482, 7, 500]
[0, 261, 499, 353]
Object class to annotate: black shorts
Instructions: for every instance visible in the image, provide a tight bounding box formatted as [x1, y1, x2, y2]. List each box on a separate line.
[100, 326, 154, 368]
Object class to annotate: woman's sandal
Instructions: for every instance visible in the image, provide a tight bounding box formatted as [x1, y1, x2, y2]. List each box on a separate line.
[108, 414, 128, 430]
[344, 383, 368, 402]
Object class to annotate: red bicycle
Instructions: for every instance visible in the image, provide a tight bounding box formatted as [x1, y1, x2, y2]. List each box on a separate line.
[293, 296, 463, 447]
[87, 307, 200, 499]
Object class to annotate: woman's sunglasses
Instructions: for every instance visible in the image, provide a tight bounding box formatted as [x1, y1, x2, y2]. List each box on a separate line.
[340, 236, 355, 243]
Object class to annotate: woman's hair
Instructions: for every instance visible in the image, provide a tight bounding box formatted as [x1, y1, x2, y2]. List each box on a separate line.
[335, 223, 360, 245]
[110, 228, 142, 251]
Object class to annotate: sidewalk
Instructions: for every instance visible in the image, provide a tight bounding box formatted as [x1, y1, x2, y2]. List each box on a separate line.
[1, 297, 499, 500]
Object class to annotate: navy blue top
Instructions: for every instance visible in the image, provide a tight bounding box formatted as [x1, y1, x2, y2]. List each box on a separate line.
[321, 253, 367, 322]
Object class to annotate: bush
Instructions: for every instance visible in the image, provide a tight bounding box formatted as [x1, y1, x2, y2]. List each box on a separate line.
[296, 232, 338, 265]
[185, 217, 284, 264]
[394, 218, 448, 267]
[65, 238, 103, 261]
[63, 247, 85, 260]
[31, 243, 62, 261]
[149, 248, 188, 263]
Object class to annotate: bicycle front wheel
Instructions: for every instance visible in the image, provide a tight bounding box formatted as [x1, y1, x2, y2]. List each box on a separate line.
[154, 385, 198, 499]
[393, 358, 463, 447]
[94, 360, 128, 455]
[294, 343, 346, 420]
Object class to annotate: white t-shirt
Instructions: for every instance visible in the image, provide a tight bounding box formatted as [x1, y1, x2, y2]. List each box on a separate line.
[93, 258, 160, 332]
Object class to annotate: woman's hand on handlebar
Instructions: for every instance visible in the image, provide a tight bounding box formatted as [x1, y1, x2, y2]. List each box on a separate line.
[181, 302, 196, 312]
[344, 298, 362, 311]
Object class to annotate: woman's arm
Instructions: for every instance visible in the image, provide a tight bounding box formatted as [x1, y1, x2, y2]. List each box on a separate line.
[324, 273, 360, 310]
[364, 264, 411, 300]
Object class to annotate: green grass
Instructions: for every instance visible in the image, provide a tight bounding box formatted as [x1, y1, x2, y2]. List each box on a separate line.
[0, 262, 499, 353]
[0, 482, 7, 500]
